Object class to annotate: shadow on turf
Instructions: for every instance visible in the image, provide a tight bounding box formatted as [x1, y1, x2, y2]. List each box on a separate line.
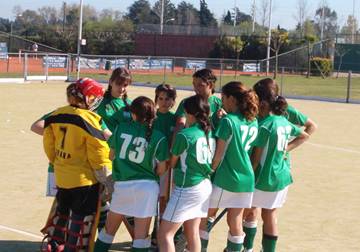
[0, 240, 134, 252]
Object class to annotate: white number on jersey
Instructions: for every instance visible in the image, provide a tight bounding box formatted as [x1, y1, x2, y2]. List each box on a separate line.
[276, 126, 292, 151]
[119, 133, 147, 164]
[240, 125, 258, 151]
[196, 137, 216, 164]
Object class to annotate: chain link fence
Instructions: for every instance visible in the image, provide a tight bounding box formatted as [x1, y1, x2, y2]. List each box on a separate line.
[0, 52, 359, 104]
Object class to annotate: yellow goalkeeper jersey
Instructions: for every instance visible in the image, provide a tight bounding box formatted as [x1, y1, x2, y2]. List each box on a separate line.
[43, 105, 111, 189]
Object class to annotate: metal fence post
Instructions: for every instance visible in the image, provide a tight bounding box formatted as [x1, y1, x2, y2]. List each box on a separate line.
[280, 67, 284, 96]
[163, 62, 166, 83]
[219, 62, 224, 90]
[45, 54, 49, 83]
[23, 53, 28, 81]
[66, 54, 71, 82]
[346, 71, 352, 103]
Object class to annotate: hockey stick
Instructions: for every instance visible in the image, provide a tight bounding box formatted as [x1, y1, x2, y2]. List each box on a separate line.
[174, 209, 228, 252]
[40, 198, 57, 234]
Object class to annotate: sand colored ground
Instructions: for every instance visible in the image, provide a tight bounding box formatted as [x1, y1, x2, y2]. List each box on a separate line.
[0, 81, 359, 251]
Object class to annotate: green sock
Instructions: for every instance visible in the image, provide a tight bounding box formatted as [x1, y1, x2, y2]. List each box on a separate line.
[243, 221, 257, 250]
[262, 233, 278, 252]
[94, 239, 112, 252]
[226, 232, 244, 252]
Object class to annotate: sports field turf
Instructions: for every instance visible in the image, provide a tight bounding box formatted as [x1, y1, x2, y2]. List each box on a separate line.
[0, 82, 359, 251]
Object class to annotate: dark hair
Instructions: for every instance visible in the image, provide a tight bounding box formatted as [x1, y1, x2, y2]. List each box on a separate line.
[183, 95, 212, 138]
[106, 67, 132, 111]
[222, 81, 259, 121]
[154, 84, 177, 104]
[192, 68, 217, 94]
[66, 83, 83, 105]
[130, 96, 156, 144]
[253, 78, 287, 115]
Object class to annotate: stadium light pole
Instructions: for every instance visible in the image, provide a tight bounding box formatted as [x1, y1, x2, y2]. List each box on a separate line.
[252, 0, 256, 33]
[352, 0, 356, 44]
[76, 0, 84, 80]
[160, 0, 165, 35]
[266, 0, 273, 76]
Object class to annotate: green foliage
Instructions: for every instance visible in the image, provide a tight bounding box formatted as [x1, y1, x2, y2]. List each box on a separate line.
[209, 36, 244, 58]
[199, 0, 217, 27]
[310, 57, 333, 76]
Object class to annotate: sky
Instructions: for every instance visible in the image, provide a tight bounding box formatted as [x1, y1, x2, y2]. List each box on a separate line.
[1, 0, 359, 29]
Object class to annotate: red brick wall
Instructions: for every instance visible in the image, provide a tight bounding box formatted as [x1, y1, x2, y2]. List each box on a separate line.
[134, 34, 217, 57]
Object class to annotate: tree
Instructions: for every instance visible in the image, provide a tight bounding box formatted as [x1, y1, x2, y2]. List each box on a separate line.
[209, 36, 244, 59]
[222, 8, 252, 26]
[199, 0, 217, 27]
[152, 0, 177, 25]
[126, 0, 153, 24]
[266, 27, 290, 78]
[258, 0, 269, 28]
[293, 0, 308, 37]
[341, 15, 359, 43]
[175, 2, 200, 26]
[314, 5, 338, 39]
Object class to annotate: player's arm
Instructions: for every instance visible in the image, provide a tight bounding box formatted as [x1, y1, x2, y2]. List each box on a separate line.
[43, 125, 55, 164]
[172, 116, 186, 145]
[211, 138, 226, 171]
[303, 118, 317, 136]
[31, 119, 45, 136]
[156, 161, 167, 176]
[286, 131, 309, 153]
[169, 154, 180, 170]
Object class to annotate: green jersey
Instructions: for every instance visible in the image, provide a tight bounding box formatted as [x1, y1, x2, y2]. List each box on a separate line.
[253, 115, 302, 192]
[110, 121, 169, 182]
[175, 96, 222, 127]
[213, 113, 258, 192]
[153, 111, 176, 142]
[97, 95, 132, 132]
[172, 123, 215, 188]
[286, 105, 308, 126]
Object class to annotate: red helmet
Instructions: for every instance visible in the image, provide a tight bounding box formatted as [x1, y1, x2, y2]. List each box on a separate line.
[75, 78, 105, 110]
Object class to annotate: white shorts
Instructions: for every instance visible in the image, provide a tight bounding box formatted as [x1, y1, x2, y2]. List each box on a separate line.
[110, 180, 159, 218]
[252, 186, 289, 209]
[162, 179, 212, 223]
[46, 171, 57, 197]
[159, 170, 169, 197]
[209, 184, 253, 209]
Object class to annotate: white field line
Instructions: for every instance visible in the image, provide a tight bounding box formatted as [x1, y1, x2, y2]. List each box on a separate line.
[0, 224, 43, 239]
[306, 142, 360, 155]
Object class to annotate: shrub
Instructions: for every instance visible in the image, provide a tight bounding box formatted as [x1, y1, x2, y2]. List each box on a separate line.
[310, 57, 333, 77]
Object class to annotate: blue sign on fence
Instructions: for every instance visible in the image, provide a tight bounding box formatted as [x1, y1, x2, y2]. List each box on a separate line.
[43, 56, 67, 68]
[129, 59, 172, 70]
[0, 42, 8, 60]
[185, 60, 206, 70]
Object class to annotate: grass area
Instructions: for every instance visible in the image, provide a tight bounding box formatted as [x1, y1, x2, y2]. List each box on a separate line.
[70, 72, 360, 101]
[2, 71, 359, 101]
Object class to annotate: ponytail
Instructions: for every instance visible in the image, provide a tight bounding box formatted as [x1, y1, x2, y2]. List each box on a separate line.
[253, 78, 287, 115]
[130, 96, 156, 147]
[271, 96, 288, 115]
[222, 81, 259, 121]
[183, 95, 212, 148]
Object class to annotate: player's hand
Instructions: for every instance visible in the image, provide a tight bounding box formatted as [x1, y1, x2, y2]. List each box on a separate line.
[216, 108, 227, 119]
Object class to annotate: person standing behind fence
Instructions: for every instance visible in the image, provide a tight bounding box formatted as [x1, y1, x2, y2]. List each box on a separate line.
[97, 67, 132, 132]
[244, 81, 309, 252]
